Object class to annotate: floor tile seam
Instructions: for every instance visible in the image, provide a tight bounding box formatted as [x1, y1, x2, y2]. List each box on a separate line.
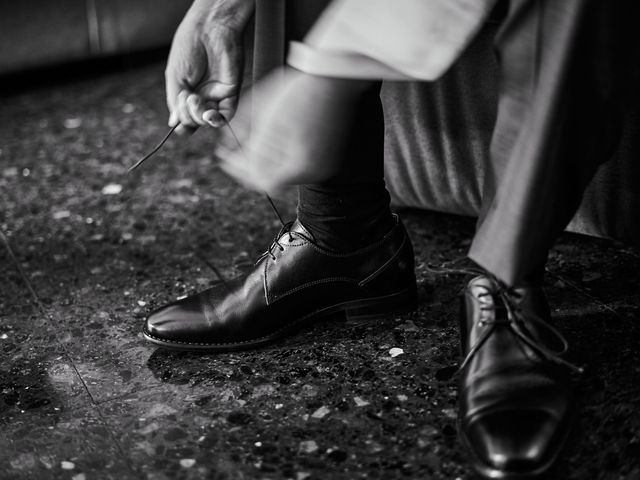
[92, 383, 168, 407]
[0, 227, 101, 404]
[90, 383, 182, 478]
[92, 400, 147, 479]
[2, 228, 145, 477]
[3, 228, 172, 478]
[0, 228, 42, 309]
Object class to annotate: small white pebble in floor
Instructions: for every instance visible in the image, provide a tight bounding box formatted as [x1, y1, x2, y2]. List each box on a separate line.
[137, 300, 147, 307]
[311, 406, 330, 419]
[60, 461, 75, 470]
[0, 333, 8, 339]
[353, 396, 370, 407]
[397, 394, 408, 402]
[101, 183, 122, 195]
[389, 347, 404, 357]
[72, 474, 86, 480]
[52, 210, 71, 220]
[442, 408, 457, 419]
[64, 118, 82, 129]
[180, 459, 196, 468]
[299, 440, 318, 453]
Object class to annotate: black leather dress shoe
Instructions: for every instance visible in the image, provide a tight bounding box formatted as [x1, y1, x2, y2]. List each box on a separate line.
[143, 215, 417, 351]
[458, 275, 581, 479]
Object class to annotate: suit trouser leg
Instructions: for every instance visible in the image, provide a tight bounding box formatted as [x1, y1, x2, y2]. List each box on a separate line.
[469, 0, 640, 286]
[285, 0, 394, 252]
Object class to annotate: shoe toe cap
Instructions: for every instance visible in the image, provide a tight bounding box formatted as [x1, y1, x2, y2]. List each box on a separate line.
[467, 410, 562, 475]
[145, 299, 206, 342]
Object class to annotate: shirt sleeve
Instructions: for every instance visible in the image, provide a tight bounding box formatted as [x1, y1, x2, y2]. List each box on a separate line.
[287, 0, 498, 81]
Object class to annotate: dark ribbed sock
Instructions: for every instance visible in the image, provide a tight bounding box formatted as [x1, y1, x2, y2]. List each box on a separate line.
[297, 180, 394, 251]
[296, 81, 394, 252]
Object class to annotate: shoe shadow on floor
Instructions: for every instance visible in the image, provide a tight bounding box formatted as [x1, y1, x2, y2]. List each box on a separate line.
[144, 313, 399, 385]
[545, 308, 640, 480]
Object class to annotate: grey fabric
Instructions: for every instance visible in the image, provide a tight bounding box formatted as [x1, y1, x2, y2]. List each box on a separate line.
[383, 16, 640, 248]
[252, 0, 286, 81]
[382, 27, 497, 218]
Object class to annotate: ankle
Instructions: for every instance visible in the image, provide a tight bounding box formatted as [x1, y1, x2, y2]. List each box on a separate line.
[297, 181, 394, 252]
[298, 211, 395, 252]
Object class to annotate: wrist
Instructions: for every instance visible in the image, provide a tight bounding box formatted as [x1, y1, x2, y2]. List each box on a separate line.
[191, 0, 255, 33]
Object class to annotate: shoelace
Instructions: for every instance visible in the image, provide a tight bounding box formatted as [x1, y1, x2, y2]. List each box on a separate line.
[131, 119, 291, 282]
[255, 221, 294, 264]
[129, 119, 287, 226]
[423, 262, 584, 374]
[458, 276, 585, 375]
[128, 125, 179, 173]
[255, 220, 318, 265]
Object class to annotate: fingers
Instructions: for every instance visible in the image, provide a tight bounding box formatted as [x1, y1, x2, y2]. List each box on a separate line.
[197, 81, 239, 125]
[186, 93, 209, 127]
[175, 90, 198, 130]
[170, 91, 204, 136]
[170, 88, 238, 133]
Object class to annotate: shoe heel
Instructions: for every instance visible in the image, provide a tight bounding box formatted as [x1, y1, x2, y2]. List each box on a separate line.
[344, 288, 417, 320]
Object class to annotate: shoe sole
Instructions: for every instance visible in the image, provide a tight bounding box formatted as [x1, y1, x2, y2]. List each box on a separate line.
[142, 286, 417, 352]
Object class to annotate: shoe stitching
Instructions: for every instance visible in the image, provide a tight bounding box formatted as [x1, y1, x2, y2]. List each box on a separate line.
[358, 234, 408, 287]
[263, 258, 270, 305]
[269, 277, 361, 303]
[264, 239, 409, 302]
[264, 223, 409, 302]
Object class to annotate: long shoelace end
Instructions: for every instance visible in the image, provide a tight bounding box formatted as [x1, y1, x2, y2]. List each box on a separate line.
[128, 124, 179, 173]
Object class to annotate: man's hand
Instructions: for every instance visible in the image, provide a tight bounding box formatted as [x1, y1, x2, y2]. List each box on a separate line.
[165, 0, 254, 135]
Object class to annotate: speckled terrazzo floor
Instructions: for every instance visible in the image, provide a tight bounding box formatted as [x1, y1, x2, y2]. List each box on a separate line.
[1, 62, 640, 480]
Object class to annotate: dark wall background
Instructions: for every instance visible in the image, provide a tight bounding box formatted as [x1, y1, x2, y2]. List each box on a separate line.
[0, 0, 191, 74]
